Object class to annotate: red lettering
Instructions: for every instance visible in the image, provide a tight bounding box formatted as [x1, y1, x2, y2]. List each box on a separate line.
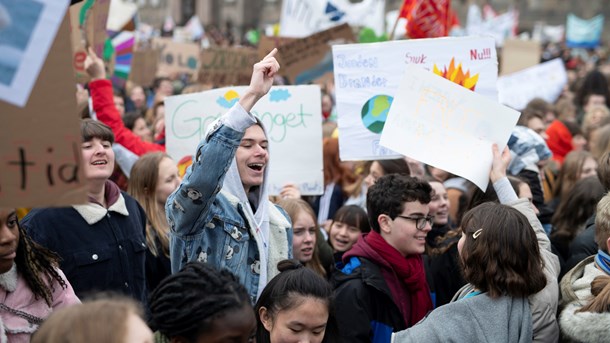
[74, 51, 87, 71]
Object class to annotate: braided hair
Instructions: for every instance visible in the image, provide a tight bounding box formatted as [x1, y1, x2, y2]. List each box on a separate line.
[15, 219, 67, 306]
[149, 262, 251, 341]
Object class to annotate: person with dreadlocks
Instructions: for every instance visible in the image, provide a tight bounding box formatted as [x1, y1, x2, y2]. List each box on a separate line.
[148, 262, 256, 343]
[0, 208, 80, 342]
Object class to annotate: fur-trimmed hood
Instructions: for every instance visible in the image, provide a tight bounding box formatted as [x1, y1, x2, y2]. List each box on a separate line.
[560, 301, 610, 343]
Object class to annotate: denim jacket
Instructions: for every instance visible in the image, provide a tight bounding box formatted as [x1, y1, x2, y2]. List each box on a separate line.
[166, 103, 292, 302]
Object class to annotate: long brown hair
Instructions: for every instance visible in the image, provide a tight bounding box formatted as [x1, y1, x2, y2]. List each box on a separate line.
[276, 199, 326, 277]
[460, 202, 547, 298]
[554, 150, 595, 200]
[578, 275, 610, 313]
[128, 152, 171, 257]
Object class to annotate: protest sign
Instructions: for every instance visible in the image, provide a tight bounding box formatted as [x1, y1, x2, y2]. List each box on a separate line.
[152, 37, 200, 77]
[0, 14, 87, 207]
[380, 65, 519, 191]
[258, 35, 296, 60]
[498, 58, 567, 111]
[566, 14, 604, 48]
[128, 49, 158, 87]
[333, 36, 498, 161]
[165, 86, 323, 195]
[68, 0, 111, 84]
[466, 4, 517, 47]
[500, 39, 541, 75]
[280, 0, 384, 38]
[0, 0, 69, 107]
[279, 23, 354, 85]
[106, 0, 137, 32]
[199, 47, 259, 87]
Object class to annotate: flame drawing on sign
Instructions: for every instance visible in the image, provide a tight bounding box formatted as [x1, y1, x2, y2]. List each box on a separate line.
[432, 58, 480, 91]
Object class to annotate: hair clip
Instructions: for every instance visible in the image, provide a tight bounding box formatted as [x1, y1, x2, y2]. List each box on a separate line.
[472, 229, 483, 240]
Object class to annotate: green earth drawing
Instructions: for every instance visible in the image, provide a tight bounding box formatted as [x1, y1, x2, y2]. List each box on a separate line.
[361, 95, 393, 134]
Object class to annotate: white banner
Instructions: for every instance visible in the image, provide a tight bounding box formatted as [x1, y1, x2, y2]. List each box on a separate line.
[333, 36, 498, 161]
[280, 0, 384, 37]
[498, 58, 567, 111]
[165, 86, 324, 195]
[466, 4, 517, 47]
[380, 65, 520, 190]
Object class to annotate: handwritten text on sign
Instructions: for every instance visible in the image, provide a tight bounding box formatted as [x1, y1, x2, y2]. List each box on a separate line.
[380, 65, 519, 190]
[152, 38, 200, 76]
[165, 86, 323, 195]
[333, 36, 499, 161]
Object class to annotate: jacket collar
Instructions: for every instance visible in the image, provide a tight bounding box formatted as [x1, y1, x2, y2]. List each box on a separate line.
[73, 193, 129, 225]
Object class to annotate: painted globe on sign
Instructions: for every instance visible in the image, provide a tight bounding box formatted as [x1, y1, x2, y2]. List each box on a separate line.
[361, 95, 394, 134]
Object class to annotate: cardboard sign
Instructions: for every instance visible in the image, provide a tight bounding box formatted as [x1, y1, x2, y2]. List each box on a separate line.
[498, 58, 568, 111]
[198, 47, 259, 87]
[68, 0, 111, 84]
[380, 65, 519, 190]
[258, 35, 296, 60]
[151, 37, 200, 77]
[500, 39, 541, 75]
[333, 36, 498, 161]
[0, 14, 87, 207]
[279, 23, 354, 84]
[128, 49, 158, 87]
[0, 0, 69, 107]
[165, 86, 324, 195]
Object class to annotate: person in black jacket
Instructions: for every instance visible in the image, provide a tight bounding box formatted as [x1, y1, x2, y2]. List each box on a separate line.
[22, 120, 148, 304]
[332, 174, 433, 343]
[565, 151, 610, 273]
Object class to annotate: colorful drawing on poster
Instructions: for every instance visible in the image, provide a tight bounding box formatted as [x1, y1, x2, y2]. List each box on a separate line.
[432, 58, 480, 91]
[216, 90, 240, 108]
[110, 31, 134, 87]
[361, 94, 393, 134]
[269, 89, 291, 102]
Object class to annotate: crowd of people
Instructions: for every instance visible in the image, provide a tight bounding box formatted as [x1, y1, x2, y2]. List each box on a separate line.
[4, 10, 610, 343]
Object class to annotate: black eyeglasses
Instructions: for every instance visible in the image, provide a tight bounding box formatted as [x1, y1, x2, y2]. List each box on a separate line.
[395, 215, 434, 230]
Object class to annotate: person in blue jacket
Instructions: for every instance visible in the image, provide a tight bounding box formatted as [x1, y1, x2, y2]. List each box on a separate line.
[165, 48, 292, 303]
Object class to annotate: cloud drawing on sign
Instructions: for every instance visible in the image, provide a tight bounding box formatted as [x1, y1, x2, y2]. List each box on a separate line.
[361, 95, 393, 134]
[216, 90, 240, 108]
[433, 58, 480, 91]
[269, 89, 291, 102]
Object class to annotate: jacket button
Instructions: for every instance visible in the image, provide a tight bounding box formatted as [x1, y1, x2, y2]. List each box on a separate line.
[124, 282, 129, 288]
[92, 254, 98, 260]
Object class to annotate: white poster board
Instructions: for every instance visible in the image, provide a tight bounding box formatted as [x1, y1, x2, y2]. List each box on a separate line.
[333, 36, 498, 161]
[280, 0, 384, 37]
[498, 58, 567, 111]
[165, 86, 323, 195]
[380, 65, 519, 190]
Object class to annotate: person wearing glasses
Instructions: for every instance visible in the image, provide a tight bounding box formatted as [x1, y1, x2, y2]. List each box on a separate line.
[332, 174, 434, 343]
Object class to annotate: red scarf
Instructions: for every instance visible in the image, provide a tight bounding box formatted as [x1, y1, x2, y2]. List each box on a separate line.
[364, 230, 432, 326]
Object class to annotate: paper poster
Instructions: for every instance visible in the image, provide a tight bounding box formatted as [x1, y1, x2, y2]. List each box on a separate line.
[279, 23, 354, 85]
[500, 39, 541, 75]
[498, 58, 567, 111]
[280, 0, 384, 38]
[566, 14, 604, 48]
[465, 4, 517, 47]
[380, 65, 519, 191]
[0, 14, 87, 207]
[165, 86, 324, 195]
[152, 37, 200, 77]
[0, 0, 69, 107]
[199, 47, 259, 87]
[333, 36, 498, 161]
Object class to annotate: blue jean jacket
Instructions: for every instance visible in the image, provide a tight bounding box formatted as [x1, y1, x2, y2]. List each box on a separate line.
[166, 105, 292, 302]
